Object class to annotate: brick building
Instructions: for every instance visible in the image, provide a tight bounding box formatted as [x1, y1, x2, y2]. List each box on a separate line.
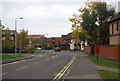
[61, 33, 72, 50]
[28, 35, 46, 48]
[47, 37, 62, 49]
[108, 12, 120, 45]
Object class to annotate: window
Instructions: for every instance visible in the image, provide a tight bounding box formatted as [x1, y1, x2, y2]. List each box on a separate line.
[116, 22, 119, 31]
[112, 24, 114, 34]
[53, 42, 55, 44]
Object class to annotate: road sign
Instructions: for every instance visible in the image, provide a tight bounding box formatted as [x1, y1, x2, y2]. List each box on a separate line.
[95, 47, 100, 53]
[95, 47, 100, 62]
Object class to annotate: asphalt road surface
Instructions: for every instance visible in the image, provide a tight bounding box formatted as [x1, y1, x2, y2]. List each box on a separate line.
[2, 51, 76, 79]
[1, 50, 102, 81]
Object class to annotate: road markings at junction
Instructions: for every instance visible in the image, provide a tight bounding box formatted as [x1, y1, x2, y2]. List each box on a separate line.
[34, 61, 41, 65]
[52, 57, 75, 81]
[47, 59, 50, 61]
[16, 66, 28, 71]
[0, 72, 8, 76]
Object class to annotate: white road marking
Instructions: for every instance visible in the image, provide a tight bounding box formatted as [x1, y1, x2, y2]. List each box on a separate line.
[34, 62, 41, 65]
[40, 55, 43, 57]
[0, 72, 8, 76]
[47, 59, 50, 61]
[52, 56, 55, 58]
[16, 66, 28, 71]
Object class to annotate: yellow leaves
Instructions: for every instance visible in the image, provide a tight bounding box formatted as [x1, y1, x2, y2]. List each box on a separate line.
[72, 24, 76, 27]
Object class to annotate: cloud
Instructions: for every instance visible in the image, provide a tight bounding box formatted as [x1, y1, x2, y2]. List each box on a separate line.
[2, 2, 82, 37]
[1, 0, 118, 37]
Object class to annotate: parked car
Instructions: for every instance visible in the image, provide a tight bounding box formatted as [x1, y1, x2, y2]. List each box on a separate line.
[54, 47, 61, 52]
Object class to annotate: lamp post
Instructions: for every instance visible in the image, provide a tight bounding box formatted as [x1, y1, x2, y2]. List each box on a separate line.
[19, 30, 22, 55]
[15, 17, 23, 56]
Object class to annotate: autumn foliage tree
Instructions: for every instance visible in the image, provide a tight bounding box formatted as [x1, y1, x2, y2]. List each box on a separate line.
[70, 1, 115, 45]
[16, 29, 29, 52]
[2, 28, 15, 53]
[69, 1, 115, 54]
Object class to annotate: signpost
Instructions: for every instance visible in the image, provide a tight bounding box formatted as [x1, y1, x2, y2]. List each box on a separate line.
[95, 47, 100, 62]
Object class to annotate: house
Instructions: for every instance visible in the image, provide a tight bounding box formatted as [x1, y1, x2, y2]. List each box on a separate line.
[61, 33, 72, 50]
[28, 35, 46, 48]
[47, 37, 62, 49]
[108, 12, 120, 45]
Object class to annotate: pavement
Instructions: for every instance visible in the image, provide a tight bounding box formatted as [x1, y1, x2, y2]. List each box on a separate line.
[62, 53, 103, 80]
[95, 65, 120, 73]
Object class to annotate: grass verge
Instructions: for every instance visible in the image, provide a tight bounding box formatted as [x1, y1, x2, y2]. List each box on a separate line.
[89, 55, 120, 69]
[0, 55, 24, 60]
[97, 70, 120, 81]
[34, 51, 45, 54]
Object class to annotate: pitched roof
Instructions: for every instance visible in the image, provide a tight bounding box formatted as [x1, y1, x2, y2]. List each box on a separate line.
[109, 12, 120, 23]
[28, 35, 44, 39]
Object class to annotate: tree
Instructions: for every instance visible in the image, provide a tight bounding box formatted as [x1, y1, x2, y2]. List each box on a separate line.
[2, 28, 15, 53]
[69, 14, 81, 42]
[70, 1, 115, 45]
[16, 29, 29, 52]
[80, 1, 115, 45]
[0, 20, 4, 53]
[69, 1, 115, 54]
[78, 29, 89, 42]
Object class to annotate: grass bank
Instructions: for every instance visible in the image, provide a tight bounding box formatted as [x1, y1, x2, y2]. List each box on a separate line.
[97, 70, 120, 81]
[89, 55, 120, 69]
[0, 55, 24, 60]
[34, 51, 45, 54]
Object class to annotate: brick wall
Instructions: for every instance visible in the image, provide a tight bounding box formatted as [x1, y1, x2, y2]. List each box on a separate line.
[85, 45, 120, 61]
[84, 46, 91, 53]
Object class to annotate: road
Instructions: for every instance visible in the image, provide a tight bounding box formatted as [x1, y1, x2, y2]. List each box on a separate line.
[2, 51, 76, 80]
[1, 51, 102, 81]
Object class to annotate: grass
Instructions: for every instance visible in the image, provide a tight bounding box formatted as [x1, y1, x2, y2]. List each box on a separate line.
[97, 70, 120, 81]
[34, 51, 45, 54]
[78, 50, 85, 52]
[0, 55, 24, 60]
[89, 55, 120, 69]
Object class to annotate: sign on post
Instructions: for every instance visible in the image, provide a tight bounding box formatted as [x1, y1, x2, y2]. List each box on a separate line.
[95, 47, 100, 62]
[95, 47, 100, 53]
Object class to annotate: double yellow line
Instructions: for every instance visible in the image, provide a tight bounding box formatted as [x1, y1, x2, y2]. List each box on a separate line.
[52, 57, 75, 81]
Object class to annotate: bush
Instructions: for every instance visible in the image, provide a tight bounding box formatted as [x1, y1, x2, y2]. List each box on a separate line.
[22, 47, 35, 53]
[2, 46, 15, 53]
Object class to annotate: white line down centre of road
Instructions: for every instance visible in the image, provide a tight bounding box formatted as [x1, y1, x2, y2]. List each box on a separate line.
[16, 66, 28, 71]
[0, 72, 8, 76]
[34, 62, 41, 65]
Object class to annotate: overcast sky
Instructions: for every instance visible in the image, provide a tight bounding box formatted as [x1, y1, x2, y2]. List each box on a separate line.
[0, 0, 119, 37]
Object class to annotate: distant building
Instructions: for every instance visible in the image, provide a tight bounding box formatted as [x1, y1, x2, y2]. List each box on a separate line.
[61, 33, 72, 50]
[28, 35, 44, 39]
[47, 37, 62, 49]
[108, 12, 120, 45]
[28, 35, 46, 48]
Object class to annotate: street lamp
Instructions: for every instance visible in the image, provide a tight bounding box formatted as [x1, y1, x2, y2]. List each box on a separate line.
[15, 17, 23, 56]
[19, 30, 22, 55]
